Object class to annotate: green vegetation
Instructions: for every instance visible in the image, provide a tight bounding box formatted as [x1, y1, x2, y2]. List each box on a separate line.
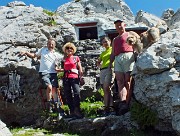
[43, 9, 57, 26]
[43, 9, 55, 16]
[81, 95, 103, 117]
[11, 127, 79, 136]
[97, 88, 104, 97]
[11, 128, 51, 136]
[61, 95, 104, 118]
[130, 102, 158, 129]
[47, 19, 57, 26]
[80, 101, 103, 118]
[57, 72, 64, 79]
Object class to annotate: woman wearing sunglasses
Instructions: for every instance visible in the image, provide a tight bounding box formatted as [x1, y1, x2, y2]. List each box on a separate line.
[56, 42, 83, 119]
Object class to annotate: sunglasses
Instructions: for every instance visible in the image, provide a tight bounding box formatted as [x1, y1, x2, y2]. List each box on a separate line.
[66, 47, 73, 50]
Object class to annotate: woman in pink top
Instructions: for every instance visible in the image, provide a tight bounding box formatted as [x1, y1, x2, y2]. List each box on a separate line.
[56, 42, 83, 119]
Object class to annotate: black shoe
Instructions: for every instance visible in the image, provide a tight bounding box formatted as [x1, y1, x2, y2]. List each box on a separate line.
[74, 114, 84, 119]
[101, 107, 109, 117]
[108, 107, 116, 116]
[64, 114, 75, 118]
[101, 106, 116, 117]
[46, 101, 53, 113]
[118, 101, 129, 115]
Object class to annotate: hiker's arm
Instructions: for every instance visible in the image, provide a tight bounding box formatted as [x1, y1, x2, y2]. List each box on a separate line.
[20, 51, 37, 58]
[96, 57, 102, 68]
[55, 67, 64, 72]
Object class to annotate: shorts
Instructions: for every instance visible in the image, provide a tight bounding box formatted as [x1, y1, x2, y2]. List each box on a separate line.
[100, 68, 114, 85]
[114, 52, 135, 73]
[39, 72, 58, 88]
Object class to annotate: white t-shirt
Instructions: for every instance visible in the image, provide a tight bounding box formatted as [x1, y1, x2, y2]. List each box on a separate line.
[36, 47, 63, 73]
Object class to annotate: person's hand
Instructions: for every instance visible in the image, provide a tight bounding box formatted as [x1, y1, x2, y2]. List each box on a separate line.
[55, 66, 59, 71]
[55, 67, 63, 72]
[79, 71, 83, 78]
[80, 77, 85, 86]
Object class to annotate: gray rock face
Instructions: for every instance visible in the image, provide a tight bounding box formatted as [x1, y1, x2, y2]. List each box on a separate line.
[56, 0, 135, 37]
[133, 18, 180, 134]
[0, 1, 74, 126]
[135, 10, 169, 34]
[168, 9, 180, 30]
[7, 1, 26, 7]
[0, 0, 179, 135]
[0, 120, 12, 136]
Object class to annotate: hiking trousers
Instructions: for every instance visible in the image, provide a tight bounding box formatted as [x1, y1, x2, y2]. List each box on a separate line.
[63, 78, 81, 113]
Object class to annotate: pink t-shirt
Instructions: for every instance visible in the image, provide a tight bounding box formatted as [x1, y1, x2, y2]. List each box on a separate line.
[113, 32, 133, 56]
[64, 56, 80, 78]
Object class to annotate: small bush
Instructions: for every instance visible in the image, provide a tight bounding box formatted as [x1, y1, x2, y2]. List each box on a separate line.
[80, 101, 103, 118]
[43, 9, 55, 16]
[48, 20, 57, 26]
[61, 99, 103, 118]
[130, 102, 158, 129]
[61, 105, 70, 115]
[97, 88, 104, 97]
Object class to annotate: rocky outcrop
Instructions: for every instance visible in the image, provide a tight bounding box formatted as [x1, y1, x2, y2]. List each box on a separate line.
[135, 10, 169, 34]
[0, 1, 75, 126]
[0, 120, 12, 136]
[56, 0, 134, 24]
[0, 0, 180, 135]
[133, 12, 180, 135]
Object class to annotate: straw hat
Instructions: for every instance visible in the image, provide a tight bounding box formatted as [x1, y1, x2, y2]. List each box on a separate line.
[62, 42, 77, 53]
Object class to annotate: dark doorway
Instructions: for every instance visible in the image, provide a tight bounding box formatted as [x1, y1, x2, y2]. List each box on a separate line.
[79, 27, 98, 40]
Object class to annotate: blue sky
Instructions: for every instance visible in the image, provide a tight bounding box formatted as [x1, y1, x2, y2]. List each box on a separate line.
[0, 0, 180, 17]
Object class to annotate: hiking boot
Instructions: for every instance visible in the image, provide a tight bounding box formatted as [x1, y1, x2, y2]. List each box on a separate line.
[46, 101, 53, 113]
[102, 110, 109, 117]
[108, 106, 116, 116]
[74, 107, 84, 119]
[117, 101, 129, 115]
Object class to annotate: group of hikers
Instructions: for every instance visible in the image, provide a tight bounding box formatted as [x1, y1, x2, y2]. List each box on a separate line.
[20, 19, 135, 119]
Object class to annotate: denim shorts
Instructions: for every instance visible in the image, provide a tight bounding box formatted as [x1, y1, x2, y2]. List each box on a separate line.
[39, 72, 58, 88]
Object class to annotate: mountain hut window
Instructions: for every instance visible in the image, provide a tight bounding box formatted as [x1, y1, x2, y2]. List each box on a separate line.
[79, 27, 98, 40]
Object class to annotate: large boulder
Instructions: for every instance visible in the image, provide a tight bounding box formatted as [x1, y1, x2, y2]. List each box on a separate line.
[133, 9, 180, 135]
[0, 120, 12, 136]
[56, 0, 135, 31]
[0, 1, 74, 126]
[135, 10, 168, 34]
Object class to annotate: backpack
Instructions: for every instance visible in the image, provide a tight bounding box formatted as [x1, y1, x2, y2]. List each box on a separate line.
[0, 70, 24, 103]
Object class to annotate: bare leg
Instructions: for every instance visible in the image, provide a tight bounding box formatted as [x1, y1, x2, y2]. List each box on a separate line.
[115, 72, 127, 101]
[103, 83, 113, 107]
[46, 84, 52, 101]
[125, 72, 133, 105]
[52, 87, 58, 102]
